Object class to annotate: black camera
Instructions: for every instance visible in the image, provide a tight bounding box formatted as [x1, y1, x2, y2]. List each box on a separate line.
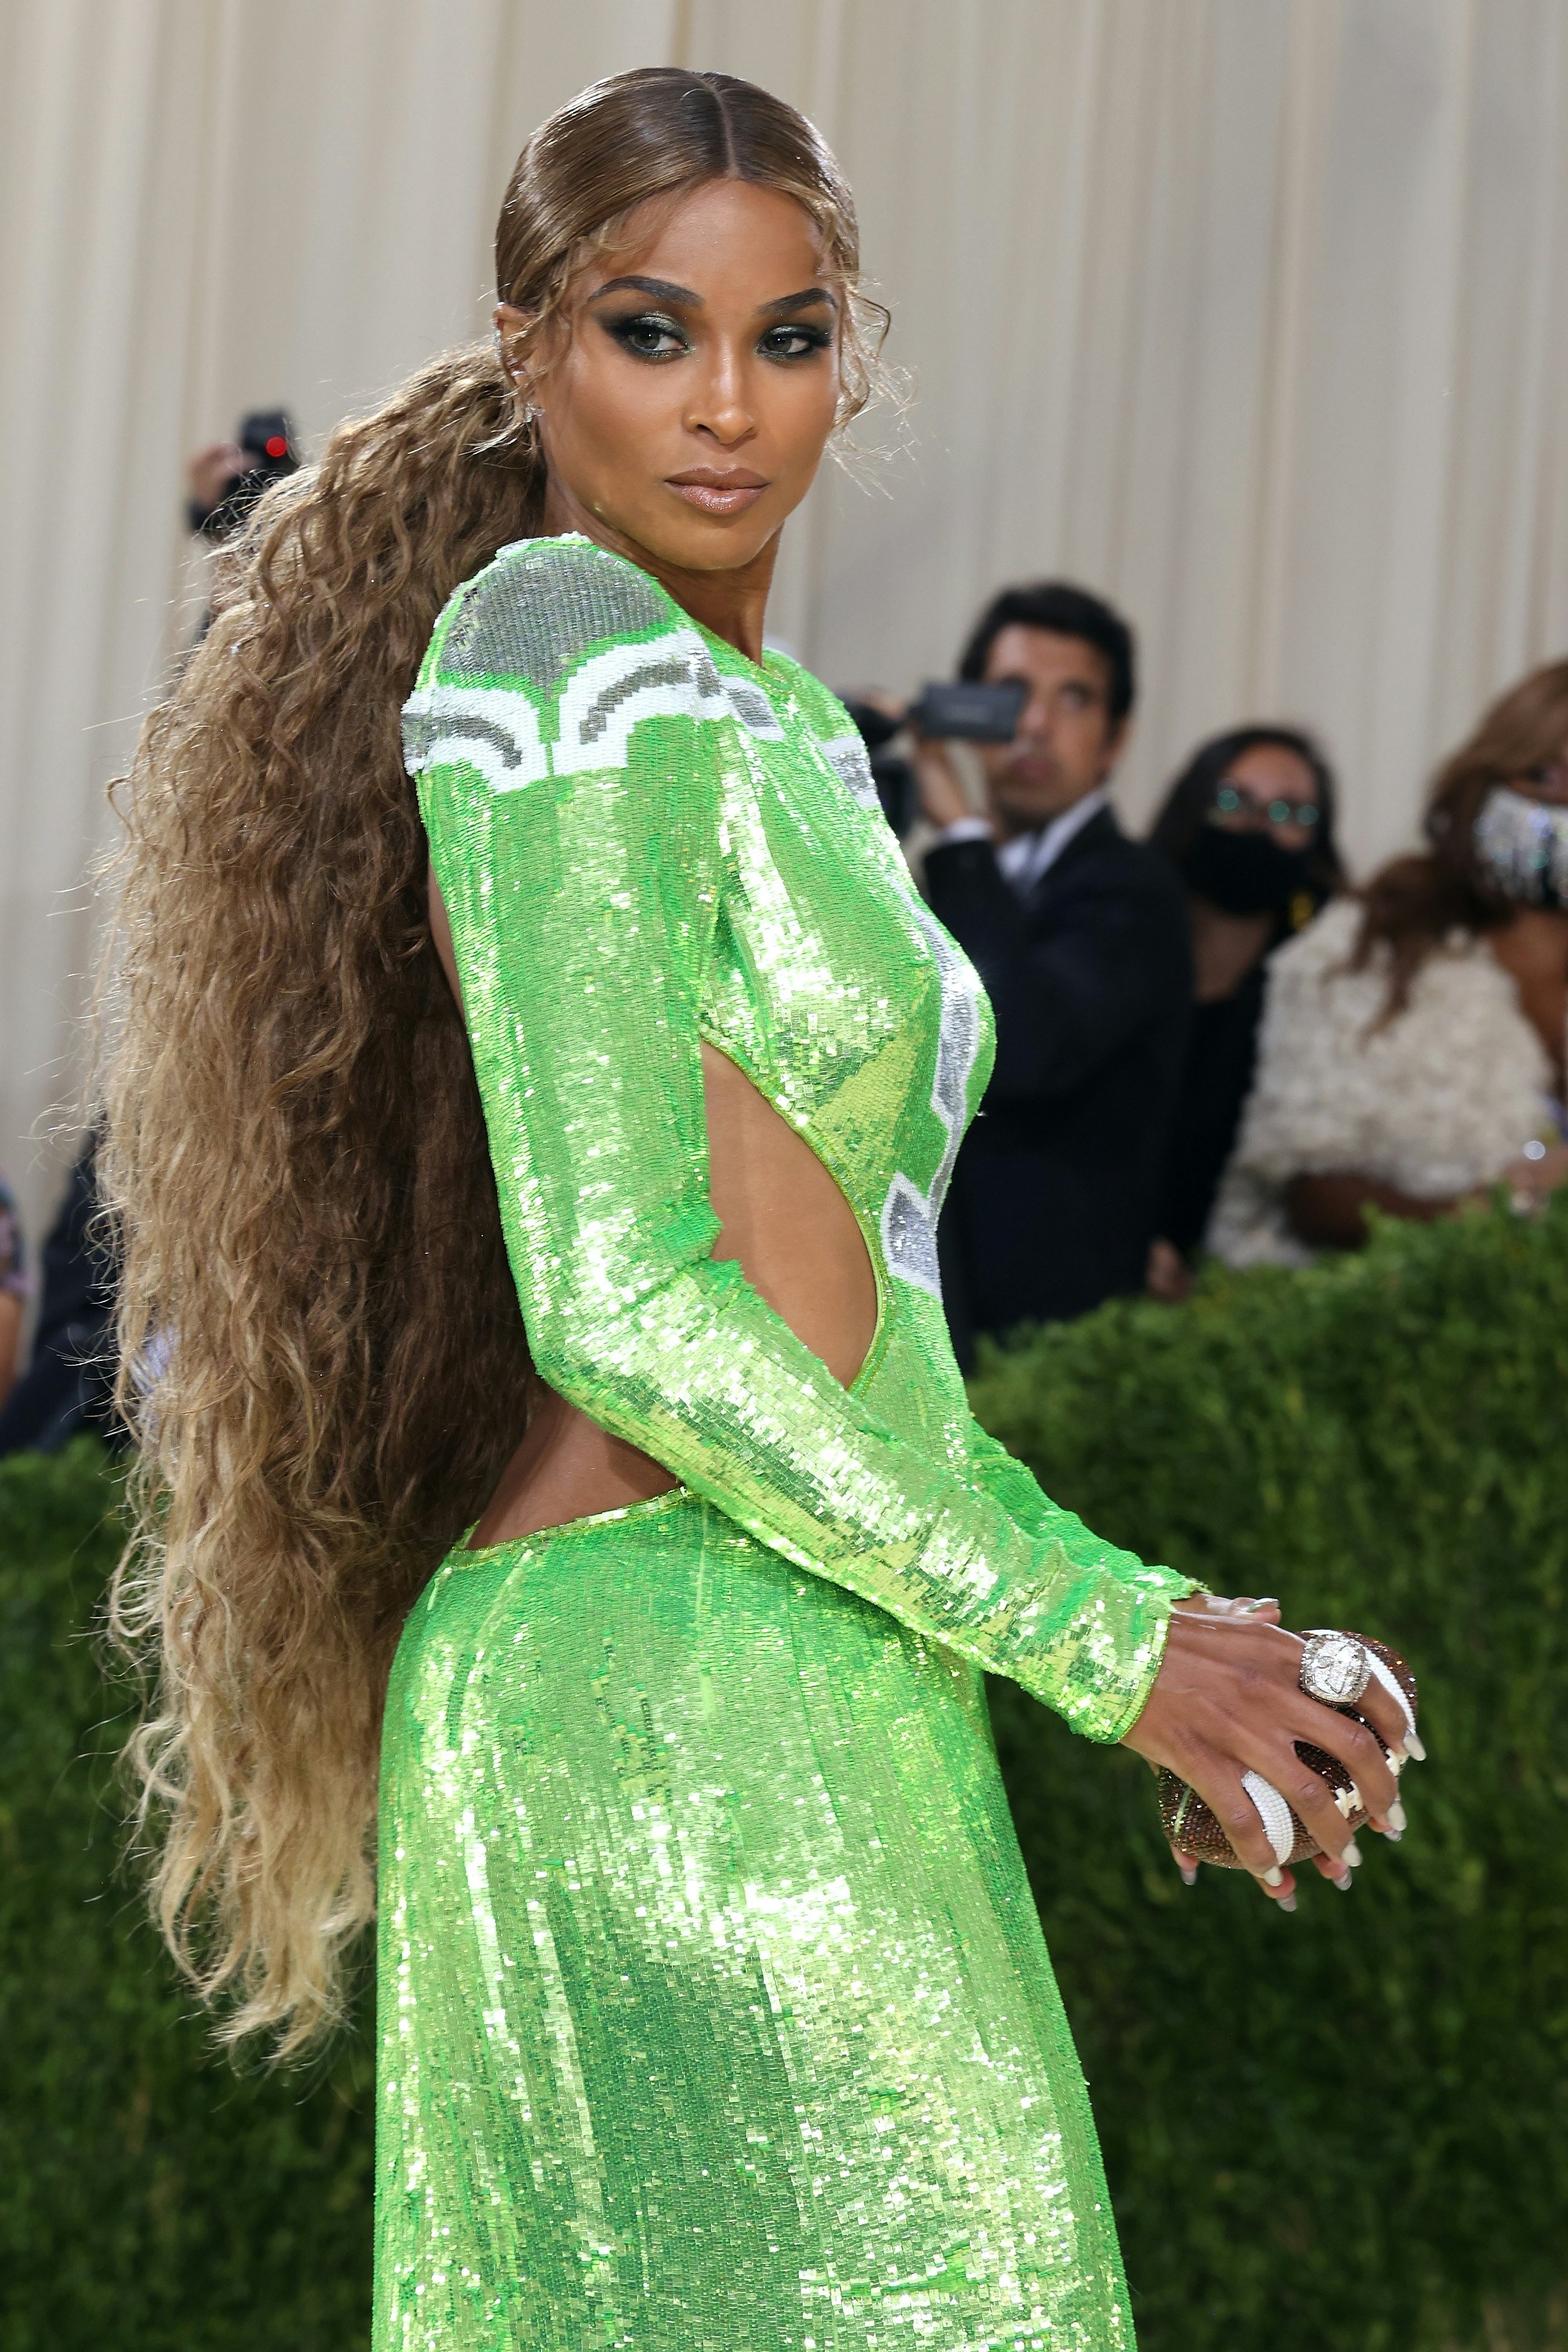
[840, 679, 1025, 838]
[189, 409, 300, 541]
[906, 680, 1027, 742]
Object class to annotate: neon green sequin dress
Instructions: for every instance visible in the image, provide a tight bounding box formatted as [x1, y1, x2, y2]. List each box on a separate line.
[377, 535, 1193, 2350]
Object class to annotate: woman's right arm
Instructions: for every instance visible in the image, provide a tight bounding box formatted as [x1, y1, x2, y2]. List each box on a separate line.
[409, 543, 1410, 1883]
[1288, 1141, 1568, 1246]
[1286, 1169, 1456, 1247]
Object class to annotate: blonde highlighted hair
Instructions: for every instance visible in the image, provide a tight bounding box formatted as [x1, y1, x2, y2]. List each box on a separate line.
[99, 67, 887, 2054]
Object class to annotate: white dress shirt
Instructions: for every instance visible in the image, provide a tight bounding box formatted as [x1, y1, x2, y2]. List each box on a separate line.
[931, 787, 1110, 898]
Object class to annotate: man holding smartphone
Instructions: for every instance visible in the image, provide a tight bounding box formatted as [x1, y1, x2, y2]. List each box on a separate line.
[911, 582, 1192, 1363]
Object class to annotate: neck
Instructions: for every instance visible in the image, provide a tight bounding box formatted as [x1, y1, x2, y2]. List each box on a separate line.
[1187, 894, 1274, 1004]
[540, 477, 779, 664]
[990, 783, 1104, 845]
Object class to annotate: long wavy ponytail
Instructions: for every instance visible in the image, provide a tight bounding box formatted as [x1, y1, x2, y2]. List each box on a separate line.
[99, 67, 884, 2054]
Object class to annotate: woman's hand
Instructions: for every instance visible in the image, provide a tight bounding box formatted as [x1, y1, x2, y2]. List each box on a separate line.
[1123, 1595, 1417, 1907]
[849, 695, 987, 833]
[1497, 1141, 1568, 1213]
[909, 735, 976, 830]
[1145, 1236, 1193, 1302]
[187, 440, 247, 517]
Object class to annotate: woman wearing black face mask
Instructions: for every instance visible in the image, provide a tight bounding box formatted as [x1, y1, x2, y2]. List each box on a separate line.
[1209, 662, 1568, 1266]
[1145, 727, 1344, 1292]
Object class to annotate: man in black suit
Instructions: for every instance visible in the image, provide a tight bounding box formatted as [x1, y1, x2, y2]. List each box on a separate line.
[915, 582, 1192, 1362]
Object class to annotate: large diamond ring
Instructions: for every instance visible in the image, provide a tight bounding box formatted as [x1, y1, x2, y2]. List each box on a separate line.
[1299, 1630, 1371, 1709]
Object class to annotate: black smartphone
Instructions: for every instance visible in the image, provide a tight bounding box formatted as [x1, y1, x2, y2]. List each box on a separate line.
[908, 680, 1027, 742]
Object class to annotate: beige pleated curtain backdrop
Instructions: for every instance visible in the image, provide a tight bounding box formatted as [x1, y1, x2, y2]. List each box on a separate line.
[3, 0, 1567, 1245]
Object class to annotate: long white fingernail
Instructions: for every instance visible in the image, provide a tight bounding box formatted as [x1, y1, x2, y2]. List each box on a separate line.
[1278, 1892, 1298, 1913]
[1342, 1839, 1363, 1868]
[1388, 1800, 1407, 1834]
[1333, 1868, 1352, 1892]
[1405, 1730, 1427, 1762]
[1263, 1866, 1283, 1887]
[1178, 1861, 1198, 1886]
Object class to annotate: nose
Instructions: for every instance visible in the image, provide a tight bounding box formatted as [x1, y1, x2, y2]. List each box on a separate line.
[686, 343, 758, 450]
[1020, 691, 1057, 742]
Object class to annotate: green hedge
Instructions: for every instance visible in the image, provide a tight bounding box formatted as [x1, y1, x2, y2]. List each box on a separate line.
[975, 1200, 1568, 2352]
[2, 1201, 1565, 2349]
[0, 1446, 373, 2352]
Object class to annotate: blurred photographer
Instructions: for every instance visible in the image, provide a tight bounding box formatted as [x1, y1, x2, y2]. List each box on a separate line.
[183, 411, 301, 641]
[0, 413, 303, 1453]
[187, 409, 299, 544]
[877, 582, 1191, 1363]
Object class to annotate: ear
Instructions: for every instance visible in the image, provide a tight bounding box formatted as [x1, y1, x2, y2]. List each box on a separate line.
[492, 302, 533, 388]
[1100, 717, 1130, 779]
[492, 301, 549, 431]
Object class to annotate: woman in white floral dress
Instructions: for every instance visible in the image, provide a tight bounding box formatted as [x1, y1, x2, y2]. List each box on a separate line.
[1210, 660, 1568, 1265]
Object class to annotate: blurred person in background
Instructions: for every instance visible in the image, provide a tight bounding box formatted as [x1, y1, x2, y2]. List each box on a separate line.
[1145, 726, 1346, 1297]
[183, 414, 301, 642]
[187, 412, 299, 544]
[1210, 659, 1568, 1263]
[0, 1137, 121, 1457]
[0, 1174, 27, 1409]
[0, 425, 289, 1451]
[909, 582, 1192, 1359]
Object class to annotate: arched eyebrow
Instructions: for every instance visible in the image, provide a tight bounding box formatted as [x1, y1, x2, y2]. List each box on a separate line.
[758, 287, 837, 318]
[589, 275, 837, 319]
[590, 275, 699, 307]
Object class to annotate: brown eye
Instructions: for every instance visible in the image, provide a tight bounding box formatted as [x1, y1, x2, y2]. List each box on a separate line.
[759, 325, 832, 362]
[606, 313, 688, 360]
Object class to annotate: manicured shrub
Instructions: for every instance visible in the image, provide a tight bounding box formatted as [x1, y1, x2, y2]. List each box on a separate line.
[0, 1444, 373, 2351]
[2, 1199, 1563, 2348]
[975, 1199, 1568, 2352]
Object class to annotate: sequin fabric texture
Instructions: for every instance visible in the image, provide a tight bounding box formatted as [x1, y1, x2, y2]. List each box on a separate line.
[379, 535, 1194, 2350]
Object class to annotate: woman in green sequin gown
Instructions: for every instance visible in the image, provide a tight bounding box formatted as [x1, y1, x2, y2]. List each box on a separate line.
[372, 71, 1407, 2352]
[384, 521, 1192, 2347]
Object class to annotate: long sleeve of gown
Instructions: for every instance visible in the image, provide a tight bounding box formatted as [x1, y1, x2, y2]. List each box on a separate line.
[405, 540, 1194, 1744]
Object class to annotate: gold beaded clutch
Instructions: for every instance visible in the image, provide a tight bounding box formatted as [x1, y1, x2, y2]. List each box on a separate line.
[1156, 1632, 1418, 1869]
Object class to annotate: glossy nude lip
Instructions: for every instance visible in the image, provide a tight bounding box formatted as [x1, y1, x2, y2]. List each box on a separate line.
[666, 468, 770, 515]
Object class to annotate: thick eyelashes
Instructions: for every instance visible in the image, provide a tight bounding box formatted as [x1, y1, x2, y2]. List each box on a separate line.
[597, 310, 833, 365]
[759, 325, 833, 361]
[601, 312, 688, 360]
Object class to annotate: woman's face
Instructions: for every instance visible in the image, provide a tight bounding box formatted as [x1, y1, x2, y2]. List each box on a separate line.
[501, 178, 842, 577]
[1208, 742, 1322, 852]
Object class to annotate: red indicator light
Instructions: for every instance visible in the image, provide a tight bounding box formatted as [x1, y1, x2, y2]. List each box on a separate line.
[265, 434, 288, 458]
